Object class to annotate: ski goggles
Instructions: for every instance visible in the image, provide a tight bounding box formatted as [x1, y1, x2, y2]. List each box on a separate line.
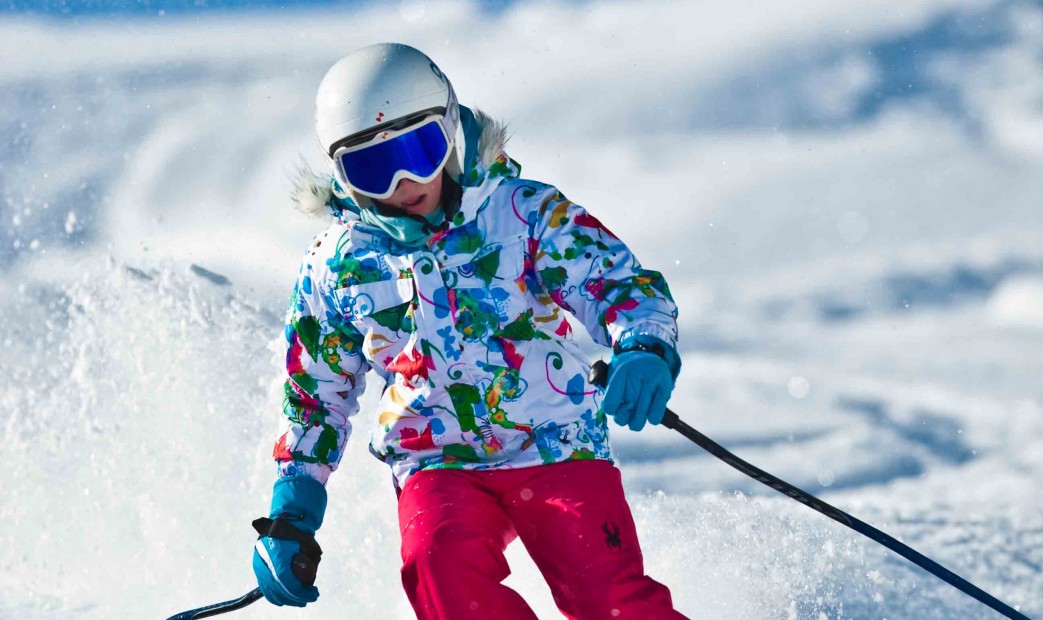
[332, 115, 452, 200]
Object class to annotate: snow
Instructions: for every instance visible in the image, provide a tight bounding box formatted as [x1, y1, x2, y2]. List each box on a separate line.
[2, 1, 1042, 618]
[990, 277, 1043, 329]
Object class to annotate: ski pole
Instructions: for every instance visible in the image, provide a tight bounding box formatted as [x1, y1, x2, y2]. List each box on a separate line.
[588, 360, 1031, 620]
[166, 588, 263, 619]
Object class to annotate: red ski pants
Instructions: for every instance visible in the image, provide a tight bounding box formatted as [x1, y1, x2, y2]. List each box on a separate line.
[397, 459, 688, 620]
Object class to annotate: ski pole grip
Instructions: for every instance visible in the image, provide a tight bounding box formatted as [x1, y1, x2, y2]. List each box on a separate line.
[587, 359, 610, 388]
[587, 360, 681, 430]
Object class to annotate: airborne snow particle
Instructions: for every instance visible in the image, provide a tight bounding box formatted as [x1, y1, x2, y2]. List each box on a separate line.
[787, 376, 811, 399]
[817, 470, 835, 487]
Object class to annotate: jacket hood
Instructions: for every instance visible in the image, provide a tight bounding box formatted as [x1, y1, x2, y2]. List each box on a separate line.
[291, 106, 516, 222]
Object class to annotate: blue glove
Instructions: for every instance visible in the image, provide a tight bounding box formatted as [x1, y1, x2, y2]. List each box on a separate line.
[602, 334, 680, 432]
[252, 476, 328, 607]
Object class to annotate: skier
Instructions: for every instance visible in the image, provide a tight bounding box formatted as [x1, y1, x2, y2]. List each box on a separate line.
[251, 43, 688, 620]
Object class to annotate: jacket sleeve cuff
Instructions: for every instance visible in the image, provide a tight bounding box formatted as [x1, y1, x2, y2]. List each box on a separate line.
[613, 329, 681, 381]
[270, 475, 329, 534]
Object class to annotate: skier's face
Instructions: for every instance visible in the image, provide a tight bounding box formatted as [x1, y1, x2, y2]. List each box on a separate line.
[376, 174, 443, 217]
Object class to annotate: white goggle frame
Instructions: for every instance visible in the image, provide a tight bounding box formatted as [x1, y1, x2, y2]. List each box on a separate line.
[331, 115, 453, 201]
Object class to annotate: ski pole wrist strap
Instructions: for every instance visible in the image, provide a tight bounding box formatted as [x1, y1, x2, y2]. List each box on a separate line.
[613, 339, 667, 358]
[252, 516, 324, 562]
[612, 333, 681, 380]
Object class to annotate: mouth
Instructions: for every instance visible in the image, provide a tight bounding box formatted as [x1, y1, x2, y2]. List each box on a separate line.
[402, 195, 426, 209]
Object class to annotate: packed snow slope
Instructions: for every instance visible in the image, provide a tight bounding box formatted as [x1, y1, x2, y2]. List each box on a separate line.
[2, 1, 1042, 618]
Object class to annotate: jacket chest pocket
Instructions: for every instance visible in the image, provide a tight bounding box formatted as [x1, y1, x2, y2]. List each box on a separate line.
[333, 277, 417, 348]
[441, 237, 528, 342]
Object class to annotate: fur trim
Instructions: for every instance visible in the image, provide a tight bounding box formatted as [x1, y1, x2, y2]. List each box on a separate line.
[474, 108, 510, 167]
[290, 109, 510, 219]
[290, 157, 334, 218]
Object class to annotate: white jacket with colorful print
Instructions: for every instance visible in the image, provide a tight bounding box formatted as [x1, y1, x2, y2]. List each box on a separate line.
[275, 106, 679, 489]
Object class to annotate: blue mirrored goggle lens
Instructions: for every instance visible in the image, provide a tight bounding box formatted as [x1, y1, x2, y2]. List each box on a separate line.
[338, 121, 449, 196]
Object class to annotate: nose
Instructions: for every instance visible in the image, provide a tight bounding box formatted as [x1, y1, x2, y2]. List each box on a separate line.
[395, 179, 418, 192]
[389, 178, 419, 200]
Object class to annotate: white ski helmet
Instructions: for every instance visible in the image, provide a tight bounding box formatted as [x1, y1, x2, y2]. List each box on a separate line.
[315, 43, 464, 184]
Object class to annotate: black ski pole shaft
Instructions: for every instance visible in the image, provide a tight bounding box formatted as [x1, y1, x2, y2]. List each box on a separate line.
[166, 588, 264, 620]
[661, 411, 1029, 619]
[588, 360, 1031, 620]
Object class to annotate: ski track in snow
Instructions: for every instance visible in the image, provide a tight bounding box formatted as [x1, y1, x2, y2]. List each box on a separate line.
[2, 2, 1043, 618]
